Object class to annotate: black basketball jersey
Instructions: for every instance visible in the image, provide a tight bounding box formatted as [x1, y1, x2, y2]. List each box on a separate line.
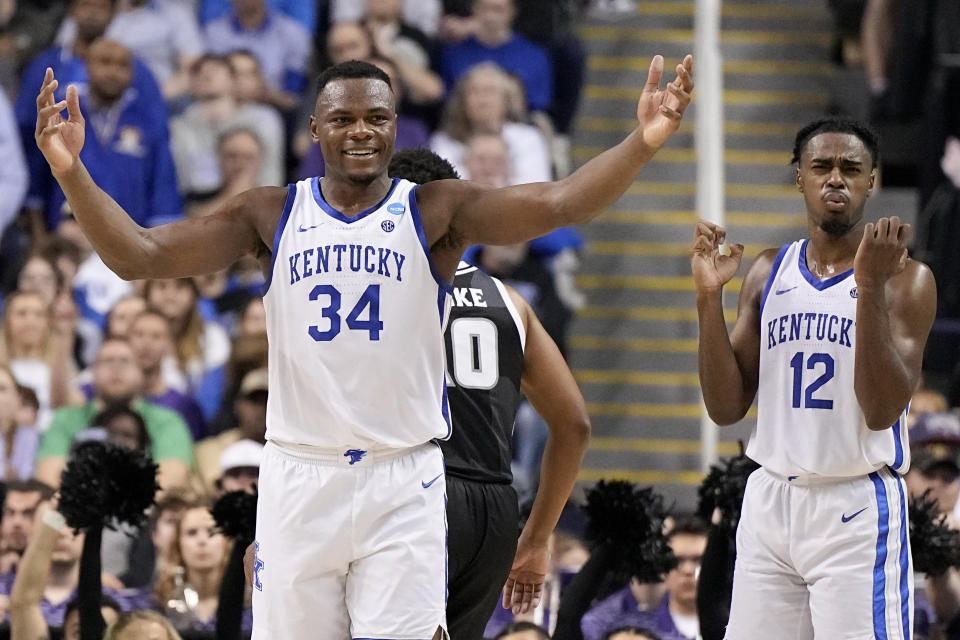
[440, 262, 525, 483]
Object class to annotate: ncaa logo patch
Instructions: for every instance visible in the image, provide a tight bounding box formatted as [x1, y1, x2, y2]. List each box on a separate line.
[849, 287, 858, 299]
[387, 202, 405, 215]
[381, 220, 395, 232]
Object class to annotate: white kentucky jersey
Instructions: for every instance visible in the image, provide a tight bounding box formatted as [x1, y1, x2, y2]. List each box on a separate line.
[262, 177, 452, 449]
[750, 239, 910, 478]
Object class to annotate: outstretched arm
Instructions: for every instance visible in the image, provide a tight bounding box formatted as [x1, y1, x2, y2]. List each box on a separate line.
[853, 217, 937, 429]
[420, 55, 693, 251]
[692, 221, 767, 425]
[501, 287, 590, 615]
[10, 503, 61, 640]
[34, 68, 280, 280]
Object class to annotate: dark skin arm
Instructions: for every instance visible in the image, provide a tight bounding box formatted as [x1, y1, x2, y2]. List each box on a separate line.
[690, 220, 771, 425]
[34, 68, 281, 281]
[852, 217, 936, 429]
[501, 286, 591, 615]
[420, 55, 694, 281]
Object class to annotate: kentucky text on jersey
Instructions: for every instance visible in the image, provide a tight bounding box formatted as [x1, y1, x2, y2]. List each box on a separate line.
[766, 312, 855, 350]
[288, 244, 407, 285]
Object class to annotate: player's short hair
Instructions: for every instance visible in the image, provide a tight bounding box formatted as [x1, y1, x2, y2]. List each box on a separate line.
[603, 627, 662, 640]
[495, 621, 550, 639]
[316, 60, 392, 98]
[389, 148, 460, 184]
[791, 117, 880, 167]
[666, 514, 709, 540]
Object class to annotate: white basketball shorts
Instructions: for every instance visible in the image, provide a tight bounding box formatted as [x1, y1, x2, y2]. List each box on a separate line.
[725, 466, 912, 640]
[251, 440, 448, 640]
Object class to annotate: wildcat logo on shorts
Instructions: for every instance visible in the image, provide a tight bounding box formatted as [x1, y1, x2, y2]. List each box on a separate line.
[344, 449, 367, 465]
[387, 202, 405, 215]
[381, 220, 395, 232]
[253, 541, 264, 591]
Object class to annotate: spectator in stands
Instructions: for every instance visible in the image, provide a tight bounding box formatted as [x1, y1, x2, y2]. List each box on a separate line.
[0, 290, 78, 428]
[144, 278, 230, 421]
[15, 384, 38, 429]
[104, 295, 146, 340]
[861, 0, 895, 122]
[186, 128, 266, 220]
[441, 0, 552, 113]
[127, 309, 206, 441]
[16, 254, 61, 307]
[0, 0, 65, 98]
[0, 366, 39, 480]
[362, 0, 443, 115]
[56, 211, 133, 335]
[331, 0, 440, 38]
[0, 86, 27, 238]
[194, 368, 267, 495]
[431, 63, 551, 183]
[43, 38, 182, 230]
[62, 594, 123, 640]
[203, 0, 311, 112]
[151, 488, 200, 582]
[56, 0, 203, 101]
[199, 0, 315, 35]
[155, 500, 251, 632]
[0, 479, 52, 575]
[171, 54, 284, 196]
[216, 438, 262, 495]
[495, 621, 551, 640]
[581, 517, 709, 640]
[104, 609, 183, 640]
[238, 297, 266, 337]
[35, 337, 193, 491]
[15, 0, 166, 236]
[325, 20, 374, 65]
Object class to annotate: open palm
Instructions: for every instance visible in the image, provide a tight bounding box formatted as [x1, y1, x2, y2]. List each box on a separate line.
[35, 67, 85, 175]
[637, 54, 694, 151]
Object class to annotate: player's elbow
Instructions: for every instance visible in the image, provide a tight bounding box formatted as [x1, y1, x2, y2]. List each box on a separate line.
[705, 405, 748, 427]
[863, 410, 904, 431]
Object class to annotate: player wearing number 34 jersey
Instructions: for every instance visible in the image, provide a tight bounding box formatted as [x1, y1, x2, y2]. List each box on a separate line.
[693, 119, 936, 639]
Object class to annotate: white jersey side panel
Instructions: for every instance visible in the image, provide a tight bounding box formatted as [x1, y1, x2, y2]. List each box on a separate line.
[749, 239, 910, 478]
[262, 178, 451, 449]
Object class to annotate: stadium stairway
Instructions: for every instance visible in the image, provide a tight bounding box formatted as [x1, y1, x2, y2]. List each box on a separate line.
[567, 0, 836, 509]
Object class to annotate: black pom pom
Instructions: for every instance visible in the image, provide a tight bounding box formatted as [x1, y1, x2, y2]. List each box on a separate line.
[211, 490, 258, 543]
[910, 490, 960, 577]
[582, 480, 676, 583]
[59, 441, 158, 531]
[697, 446, 760, 531]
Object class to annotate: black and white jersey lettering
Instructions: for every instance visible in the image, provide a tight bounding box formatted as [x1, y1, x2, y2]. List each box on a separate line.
[440, 262, 525, 483]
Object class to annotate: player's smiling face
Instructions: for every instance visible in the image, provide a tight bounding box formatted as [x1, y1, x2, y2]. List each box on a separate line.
[311, 77, 397, 185]
[796, 132, 876, 237]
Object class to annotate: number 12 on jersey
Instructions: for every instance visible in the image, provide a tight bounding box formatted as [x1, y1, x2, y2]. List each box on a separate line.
[789, 351, 834, 409]
[308, 284, 383, 341]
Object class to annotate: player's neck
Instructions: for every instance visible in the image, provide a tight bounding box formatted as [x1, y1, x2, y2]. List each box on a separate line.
[318, 174, 394, 216]
[806, 230, 859, 278]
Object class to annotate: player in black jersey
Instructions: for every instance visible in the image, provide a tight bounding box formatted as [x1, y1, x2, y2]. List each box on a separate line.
[389, 149, 591, 640]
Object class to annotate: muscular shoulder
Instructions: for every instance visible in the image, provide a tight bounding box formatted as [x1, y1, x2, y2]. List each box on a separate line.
[225, 185, 291, 252]
[416, 179, 490, 245]
[887, 257, 937, 307]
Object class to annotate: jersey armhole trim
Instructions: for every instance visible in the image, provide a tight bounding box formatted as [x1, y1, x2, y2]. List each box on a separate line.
[409, 185, 454, 294]
[492, 277, 526, 352]
[261, 182, 298, 296]
[758, 243, 792, 319]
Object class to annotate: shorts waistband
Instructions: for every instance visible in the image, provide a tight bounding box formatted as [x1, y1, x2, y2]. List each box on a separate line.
[763, 466, 894, 487]
[266, 440, 432, 466]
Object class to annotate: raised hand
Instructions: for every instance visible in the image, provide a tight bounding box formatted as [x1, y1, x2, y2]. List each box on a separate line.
[637, 54, 694, 151]
[690, 220, 744, 292]
[35, 67, 85, 175]
[854, 216, 910, 290]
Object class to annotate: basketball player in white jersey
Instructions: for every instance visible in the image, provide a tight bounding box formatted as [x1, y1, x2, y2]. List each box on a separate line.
[34, 53, 693, 640]
[691, 118, 937, 638]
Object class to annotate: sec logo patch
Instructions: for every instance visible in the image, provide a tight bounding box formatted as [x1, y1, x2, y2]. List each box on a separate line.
[381, 220, 395, 232]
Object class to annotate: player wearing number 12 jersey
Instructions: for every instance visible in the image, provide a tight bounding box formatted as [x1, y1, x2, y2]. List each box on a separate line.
[692, 119, 936, 639]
